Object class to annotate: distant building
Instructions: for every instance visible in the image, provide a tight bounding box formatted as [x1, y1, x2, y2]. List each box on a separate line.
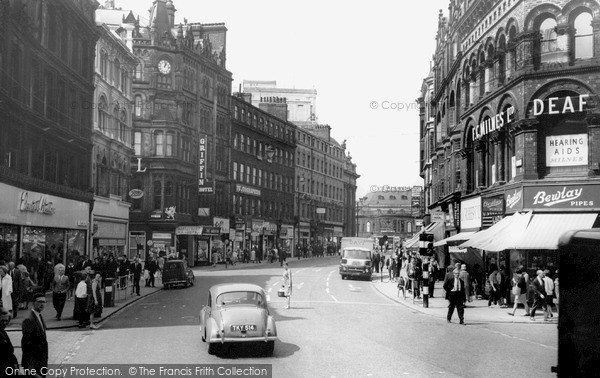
[356, 187, 423, 243]
[230, 93, 296, 257]
[243, 80, 317, 128]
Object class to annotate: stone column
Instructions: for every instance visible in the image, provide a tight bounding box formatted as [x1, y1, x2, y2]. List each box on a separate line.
[475, 140, 486, 188]
[586, 113, 600, 176]
[592, 20, 600, 60]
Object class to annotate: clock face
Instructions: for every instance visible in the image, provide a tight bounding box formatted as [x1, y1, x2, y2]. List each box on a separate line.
[158, 60, 171, 74]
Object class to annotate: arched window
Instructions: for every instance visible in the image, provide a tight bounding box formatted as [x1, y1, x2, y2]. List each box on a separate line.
[498, 35, 507, 84]
[134, 63, 142, 80]
[114, 59, 121, 88]
[100, 51, 108, 78]
[98, 96, 108, 132]
[119, 110, 127, 143]
[539, 17, 559, 63]
[479, 51, 486, 96]
[134, 95, 142, 117]
[574, 12, 594, 60]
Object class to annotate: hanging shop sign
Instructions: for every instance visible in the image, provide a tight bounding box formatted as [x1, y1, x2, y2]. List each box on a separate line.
[213, 217, 230, 234]
[505, 188, 523, 212]
[482, 195, 505, 217]
[202, 227, 221, 235]
[524, 184, 600, 210]
[176, 226, 204, 235]
[128, 189, 144, 199]
[460, 197, 481, 230]
[472, 106, 515, 140]
[531, 94, 589, 116]
[545, 134, 588, 167]
[198, 134, 209, 193]
[430, 211, 445, 223]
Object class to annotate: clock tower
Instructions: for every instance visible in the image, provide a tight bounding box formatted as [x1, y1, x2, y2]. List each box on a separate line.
[127, 0, 233, 265]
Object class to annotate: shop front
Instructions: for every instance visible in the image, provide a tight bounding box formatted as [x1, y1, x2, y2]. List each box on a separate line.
[175, 226, 203, 267]
[92, 195, 130, 258]
[0, 182, 90, 287]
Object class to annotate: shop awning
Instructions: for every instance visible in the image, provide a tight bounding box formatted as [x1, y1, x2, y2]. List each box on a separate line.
[459, 212, 532, 251]
[404, 222, 444, 249]
[433, 231, 477, 247]
[514, 213, 598, 250]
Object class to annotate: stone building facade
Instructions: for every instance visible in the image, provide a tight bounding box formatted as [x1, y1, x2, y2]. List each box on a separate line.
[0, 0, 99, 275]
[418, 0, 600, 274]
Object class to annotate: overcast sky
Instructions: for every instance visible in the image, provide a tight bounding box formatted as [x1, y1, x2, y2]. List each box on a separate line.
[117, 0, 449, 199]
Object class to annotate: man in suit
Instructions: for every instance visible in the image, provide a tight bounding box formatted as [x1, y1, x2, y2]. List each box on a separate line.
[50, 264, 70, 321]
[131, 257, 143, 296]
[8, 262, 22, 318]
[530, 269, 548, 321]
[0, 306, 19, 373]
[444, 268, 466, 324]
[21, 291, 48, 377]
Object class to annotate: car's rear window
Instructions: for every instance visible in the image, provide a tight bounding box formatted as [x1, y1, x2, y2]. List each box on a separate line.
[216, 291, 264, 307]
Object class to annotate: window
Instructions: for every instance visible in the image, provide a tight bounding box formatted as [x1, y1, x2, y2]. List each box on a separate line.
[155, 131, 164, 156]
[153, 181, 162, 210]
[135, 95, 142, 117]
[574, 12, 593, 60]
[98, 96, 108, 132]
[119, 111, 127, 143]
[158, 74, 171, 89]
[134, 132, 142, 156]
[100, 50, 108, 78]
[166, 132, 174, 156]
[240, 164, 245, 183]
[114, 59, 121, 88]
[233, 162, 238, 181]
[539, 17, 559, 64]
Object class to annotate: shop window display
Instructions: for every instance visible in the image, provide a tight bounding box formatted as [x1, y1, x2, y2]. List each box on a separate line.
[0, 225, 19, 263]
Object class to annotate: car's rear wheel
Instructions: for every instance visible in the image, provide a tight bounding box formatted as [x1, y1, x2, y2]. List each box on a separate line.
[264, 341, 275, 356]
[207, 342, 219, 355]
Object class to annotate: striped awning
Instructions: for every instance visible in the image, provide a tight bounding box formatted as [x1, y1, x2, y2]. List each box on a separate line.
[514, 213, 598, 250]
[460, 212, 531, 251]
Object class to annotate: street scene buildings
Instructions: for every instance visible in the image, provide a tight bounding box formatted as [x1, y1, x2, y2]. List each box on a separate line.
[2, 0, 598, 375]
[417, 0, 600, 277]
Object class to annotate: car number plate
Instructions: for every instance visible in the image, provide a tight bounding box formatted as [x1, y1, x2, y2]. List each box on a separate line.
[230, 324, 256, 332]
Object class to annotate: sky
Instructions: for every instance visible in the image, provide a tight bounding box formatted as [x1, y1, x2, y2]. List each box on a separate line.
[117, 0, 450, 199]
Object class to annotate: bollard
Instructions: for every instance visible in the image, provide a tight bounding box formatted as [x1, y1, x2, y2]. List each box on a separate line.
[422, 262, 429, 308]
[104, 277, 115, 307]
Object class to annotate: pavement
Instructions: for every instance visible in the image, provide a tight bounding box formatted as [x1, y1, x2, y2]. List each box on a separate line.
[370, 272, 558, 324]
[5, 279, 162, 332]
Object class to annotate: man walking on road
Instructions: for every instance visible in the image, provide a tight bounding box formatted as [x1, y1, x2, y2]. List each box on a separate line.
[131, 257, 143, 296]
[530, 270, 548, 321]
[444, 269, 466, 324]
[50, 264, 69, 321]
[21, 291, 48, 377]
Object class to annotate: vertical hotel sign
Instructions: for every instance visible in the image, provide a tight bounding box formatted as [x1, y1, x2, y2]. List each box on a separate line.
[198, 134, 213, 194]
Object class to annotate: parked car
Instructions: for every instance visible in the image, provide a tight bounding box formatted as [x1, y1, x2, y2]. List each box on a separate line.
[199, 283, 277, 356]
[162, 259, 194, 289]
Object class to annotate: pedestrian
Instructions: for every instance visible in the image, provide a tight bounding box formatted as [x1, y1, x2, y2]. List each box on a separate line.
[88, 273, 103, 329]
[65, 260, 76, 299]
[373, 252, 380, 274]
[250, 247, 256, 264]
[508, 266, 530, 317]
[50, 264, 69, 321]
[74, 273, 89, 328]
[443, 269, 466, 324]
[145, 256, 158, 288]
[459, 264, 471, 303]
[390, 257, 397, 282]
[21, 291, 48, 376]
[8, 262, 22, 319]
[487, 264, 501, 307]
[0, 306, 19, 373]
[282, 262, 292, 309]
[428, 258, 438, 298]
[543, 269, 555, 317]
[131, 257, 142, 296]
[530, 270, 548, 321]
[0, 266, 13, 318]
[21, 271, 34, 310]
[553, 270, 559, 313]
[498, 265, 509, 308]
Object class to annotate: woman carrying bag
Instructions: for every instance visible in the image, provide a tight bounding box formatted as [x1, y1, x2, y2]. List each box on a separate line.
[280, 262, 292, 309]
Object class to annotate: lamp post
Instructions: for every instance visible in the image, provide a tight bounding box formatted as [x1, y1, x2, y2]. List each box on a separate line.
[293, 175, 305, 259]
[356, 196, 367, 237]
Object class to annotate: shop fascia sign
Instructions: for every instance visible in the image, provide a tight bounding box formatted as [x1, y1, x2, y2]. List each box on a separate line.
[19, 191, 56, 215]
[473, 106, 515, 141]
[532, 94, 589, 116]
[236, 184, 261, 197]
[505, 188, 523, 211]
[213, 217, 230, 233]
[482, 195, 505, 217]
[525, 184, 599, 209]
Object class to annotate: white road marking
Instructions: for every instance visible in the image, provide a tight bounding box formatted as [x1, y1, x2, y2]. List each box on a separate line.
[348, 284, 362, 292]
[330, 296, 339, 302]
[289, 300, 396, 306]
[315, 268, 322, 272]
[297, 282, 304, 289]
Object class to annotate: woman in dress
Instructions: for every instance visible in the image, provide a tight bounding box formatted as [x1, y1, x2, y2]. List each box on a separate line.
[282, 262, 292, 309]
[0, 266, 13, 318]
[88, 273, 103, 329]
